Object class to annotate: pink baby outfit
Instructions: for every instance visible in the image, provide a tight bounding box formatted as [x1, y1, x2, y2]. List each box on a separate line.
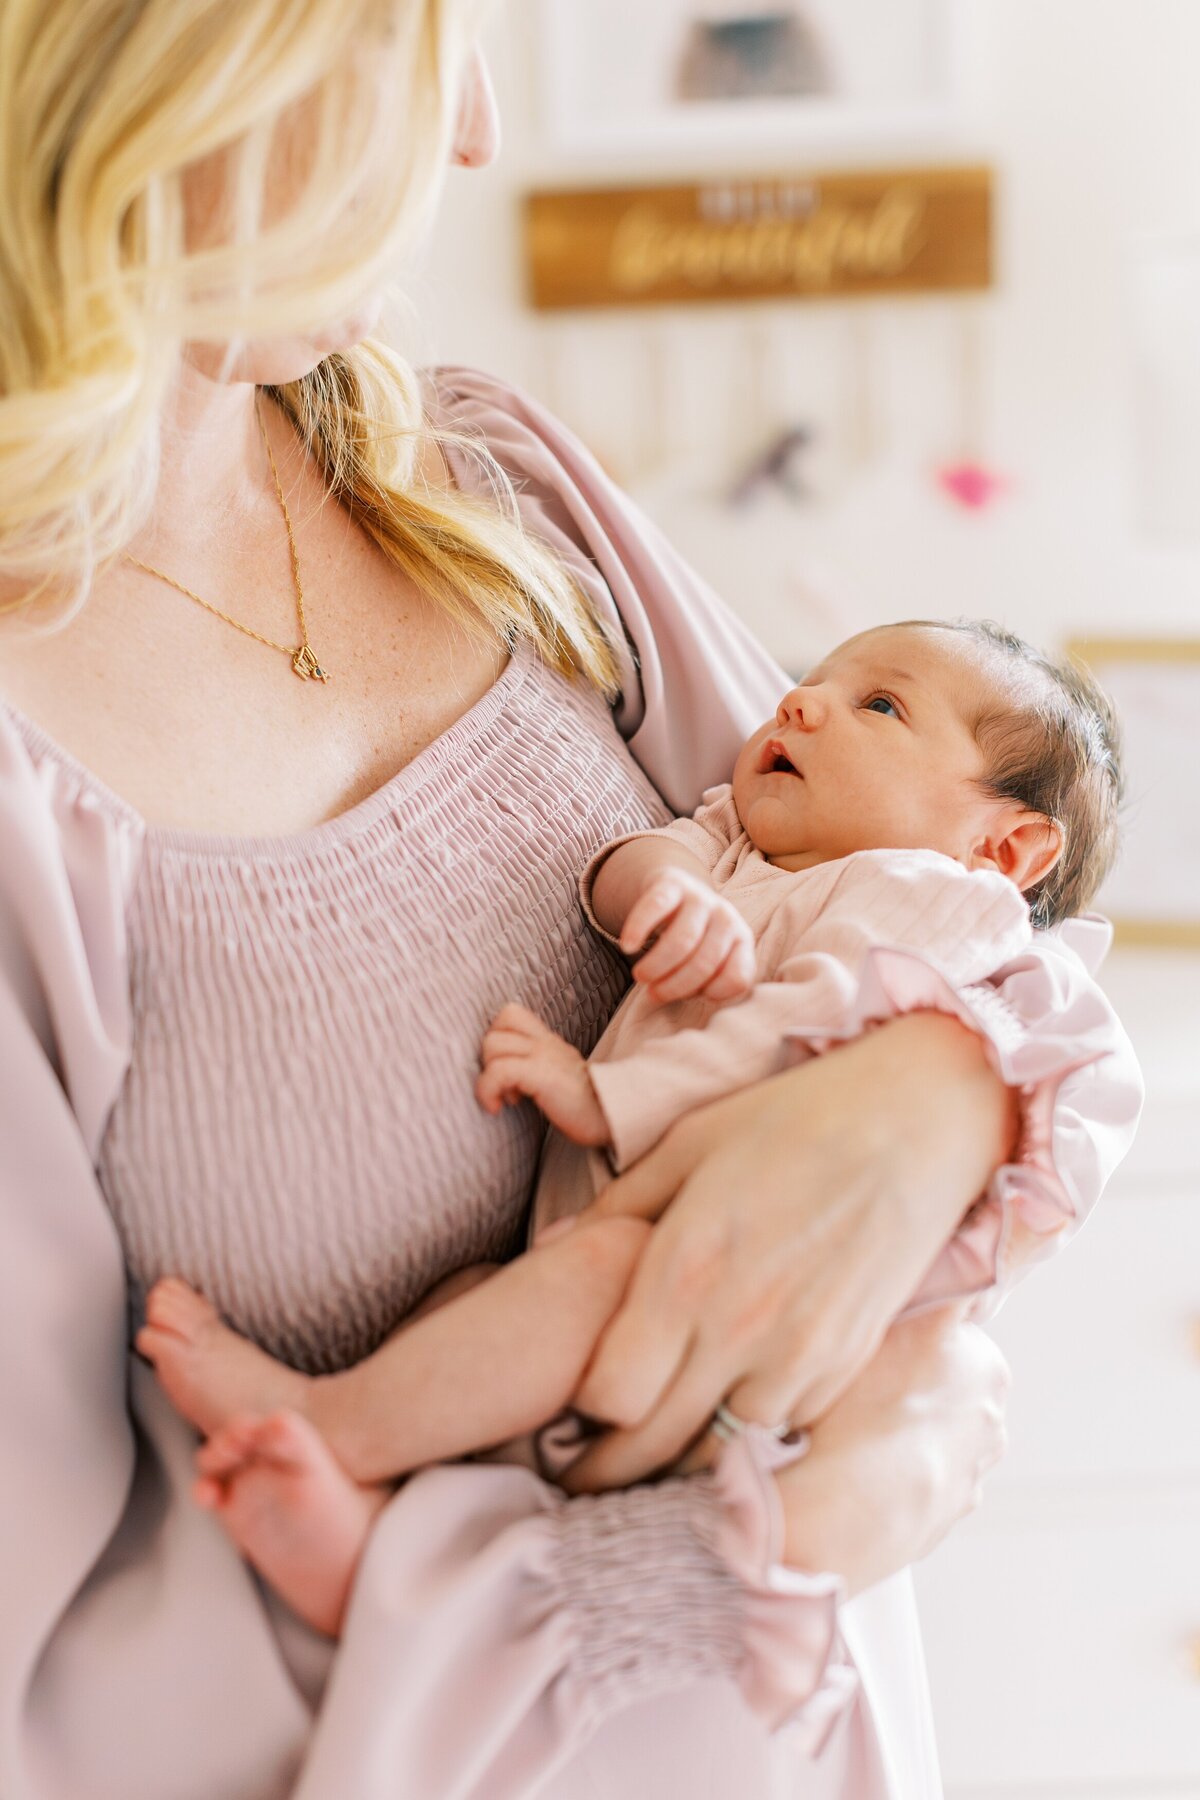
[0, 365, 1142, 1800]
[535, 784, 1103, 1321]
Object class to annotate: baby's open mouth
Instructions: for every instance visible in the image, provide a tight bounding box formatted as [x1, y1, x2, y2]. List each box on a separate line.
[761, 738, 802, 778]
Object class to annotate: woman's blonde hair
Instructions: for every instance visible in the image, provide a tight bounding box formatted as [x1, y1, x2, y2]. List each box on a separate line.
[0, 0, 622, 690]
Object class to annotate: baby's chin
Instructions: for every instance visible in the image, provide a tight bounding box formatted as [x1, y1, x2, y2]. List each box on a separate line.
[737, 793, 815, 861]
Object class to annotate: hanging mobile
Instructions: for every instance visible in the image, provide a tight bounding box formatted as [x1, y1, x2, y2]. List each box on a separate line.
[725, 311, 814, 507]
[934, 300, 1010, 512]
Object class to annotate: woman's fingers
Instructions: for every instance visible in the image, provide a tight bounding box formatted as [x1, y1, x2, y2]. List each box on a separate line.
[568, 1218, 711, 1424]
[779, 1309, 893, 1428]
[562, 1347, 728, 1492]
[570, 1301, 690, 1428]
[717, 1363, 817, 1437]
[573, 1128, 698, 1228]
[571, 1190, 736, 1435]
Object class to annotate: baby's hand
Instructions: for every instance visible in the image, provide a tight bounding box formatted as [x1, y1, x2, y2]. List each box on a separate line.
[621, 872, 756, 1005]
[476, 1004, 609, 1147]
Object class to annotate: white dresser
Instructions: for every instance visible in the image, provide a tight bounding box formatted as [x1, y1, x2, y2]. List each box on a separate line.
[912, 948, 1200, 1800]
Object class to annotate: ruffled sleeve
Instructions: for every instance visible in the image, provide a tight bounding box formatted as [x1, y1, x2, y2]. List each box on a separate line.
[780, 920, 1144, 1320]
[293, 1425, 857, 1800]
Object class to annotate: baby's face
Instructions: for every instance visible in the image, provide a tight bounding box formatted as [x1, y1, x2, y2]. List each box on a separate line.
[733, 625, 1003, 872]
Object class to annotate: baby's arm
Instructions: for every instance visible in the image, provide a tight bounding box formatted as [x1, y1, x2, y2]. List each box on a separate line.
[588, 851, 1036, 1172]
[588, 797, 757, 1007]
[475, 1004, 611, 1145]
[309, 1214, 650, 1483]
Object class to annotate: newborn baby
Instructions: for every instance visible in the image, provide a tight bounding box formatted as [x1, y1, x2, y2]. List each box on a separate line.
[135, 617, 1122, 1641]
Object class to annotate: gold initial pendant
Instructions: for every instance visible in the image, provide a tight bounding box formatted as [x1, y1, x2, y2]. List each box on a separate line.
[292, 644, 330, 682]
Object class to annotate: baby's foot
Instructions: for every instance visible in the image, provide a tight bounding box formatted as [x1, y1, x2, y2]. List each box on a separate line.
[193, 1409, 390, 1639]
[136, 1277, 311, 1438]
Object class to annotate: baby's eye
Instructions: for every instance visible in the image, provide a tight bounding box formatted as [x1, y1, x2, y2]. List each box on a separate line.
[864, 693, 900, 718]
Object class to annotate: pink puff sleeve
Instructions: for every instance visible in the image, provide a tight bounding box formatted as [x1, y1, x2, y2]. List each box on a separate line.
[293, 1428, 857, 1799]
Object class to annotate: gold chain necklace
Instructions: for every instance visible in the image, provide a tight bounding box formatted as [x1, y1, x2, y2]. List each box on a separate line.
[123, 390, 330, 682]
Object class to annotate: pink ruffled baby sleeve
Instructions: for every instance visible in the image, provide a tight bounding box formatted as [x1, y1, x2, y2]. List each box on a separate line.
[782, 928, 1144, 1320]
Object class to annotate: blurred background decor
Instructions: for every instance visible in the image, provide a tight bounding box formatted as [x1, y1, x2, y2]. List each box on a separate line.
[537, 0, 964, 157]
[1129, 232, 1200, 544]
[523, 166, 992, 309]
[1066, 638, 1200, 947]
[675, 4, 839, 104]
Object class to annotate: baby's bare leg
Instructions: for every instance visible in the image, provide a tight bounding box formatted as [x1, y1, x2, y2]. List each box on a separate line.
[137, 1263, 497, 1445]
[307, 1215, 651, 1483]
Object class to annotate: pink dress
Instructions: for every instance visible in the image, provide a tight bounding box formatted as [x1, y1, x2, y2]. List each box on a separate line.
[0, 365, 1143, 1800]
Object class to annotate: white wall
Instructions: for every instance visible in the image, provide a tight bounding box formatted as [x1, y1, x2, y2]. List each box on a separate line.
[401, 1, 1200, 671]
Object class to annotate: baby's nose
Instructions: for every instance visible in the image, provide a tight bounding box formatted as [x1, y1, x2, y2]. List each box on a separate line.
[777, 685, 823, 728]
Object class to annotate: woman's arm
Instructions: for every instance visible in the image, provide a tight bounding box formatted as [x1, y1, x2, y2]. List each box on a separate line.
[558, 928, 1141, 1493]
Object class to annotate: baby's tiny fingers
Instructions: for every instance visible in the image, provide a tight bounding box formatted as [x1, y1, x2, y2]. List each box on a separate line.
[631, 899, 710, 985]
[643, 921, 739, 1003]
[699, 938, 756, 1002]
[475, 1060, 535, 1113]
[620, 880, 683, 956]
[489, 1002, 551, 1037]
[480, 1027, 536, 1065]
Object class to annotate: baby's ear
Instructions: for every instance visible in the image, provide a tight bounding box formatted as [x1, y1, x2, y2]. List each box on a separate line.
[971, 810, 1063, 891]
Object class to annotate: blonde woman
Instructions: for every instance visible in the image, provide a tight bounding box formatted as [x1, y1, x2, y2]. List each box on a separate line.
[0, 5, 1140, 1799]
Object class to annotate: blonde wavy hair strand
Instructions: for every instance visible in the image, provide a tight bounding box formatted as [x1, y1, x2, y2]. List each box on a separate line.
[0, 0, 622, 691]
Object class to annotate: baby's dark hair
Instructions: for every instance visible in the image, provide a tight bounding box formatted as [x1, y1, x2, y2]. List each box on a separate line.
[896, 618, 1124, 929]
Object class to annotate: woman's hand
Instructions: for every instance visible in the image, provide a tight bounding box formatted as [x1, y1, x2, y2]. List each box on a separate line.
[769, 1304, 1010, 1596]
[557, 1012, 1018, 1494]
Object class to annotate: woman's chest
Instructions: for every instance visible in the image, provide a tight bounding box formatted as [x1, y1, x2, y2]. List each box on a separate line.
[0, 528, 512, 837]
[100, 660, 672, 1374]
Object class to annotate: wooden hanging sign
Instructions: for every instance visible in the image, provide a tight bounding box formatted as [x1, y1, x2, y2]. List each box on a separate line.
[524, 165, 992, 310]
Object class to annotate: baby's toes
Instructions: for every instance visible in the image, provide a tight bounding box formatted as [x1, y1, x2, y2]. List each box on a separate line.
[195, 1413, 269, 1479]
[249, 1409, 336, 1475]
[144, 1276, 223, 1344]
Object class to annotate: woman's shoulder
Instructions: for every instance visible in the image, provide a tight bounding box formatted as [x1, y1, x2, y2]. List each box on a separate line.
[421, 361, 609, 525]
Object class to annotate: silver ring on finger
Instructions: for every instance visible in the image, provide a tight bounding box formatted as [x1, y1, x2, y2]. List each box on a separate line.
[710, 1401, 794, 1443]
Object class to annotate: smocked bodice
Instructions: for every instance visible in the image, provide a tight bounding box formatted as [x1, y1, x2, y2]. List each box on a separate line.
[7, 641, 671, 1375]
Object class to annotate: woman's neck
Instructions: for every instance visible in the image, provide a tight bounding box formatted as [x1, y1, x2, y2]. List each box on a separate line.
[123, 358, 294, 569]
